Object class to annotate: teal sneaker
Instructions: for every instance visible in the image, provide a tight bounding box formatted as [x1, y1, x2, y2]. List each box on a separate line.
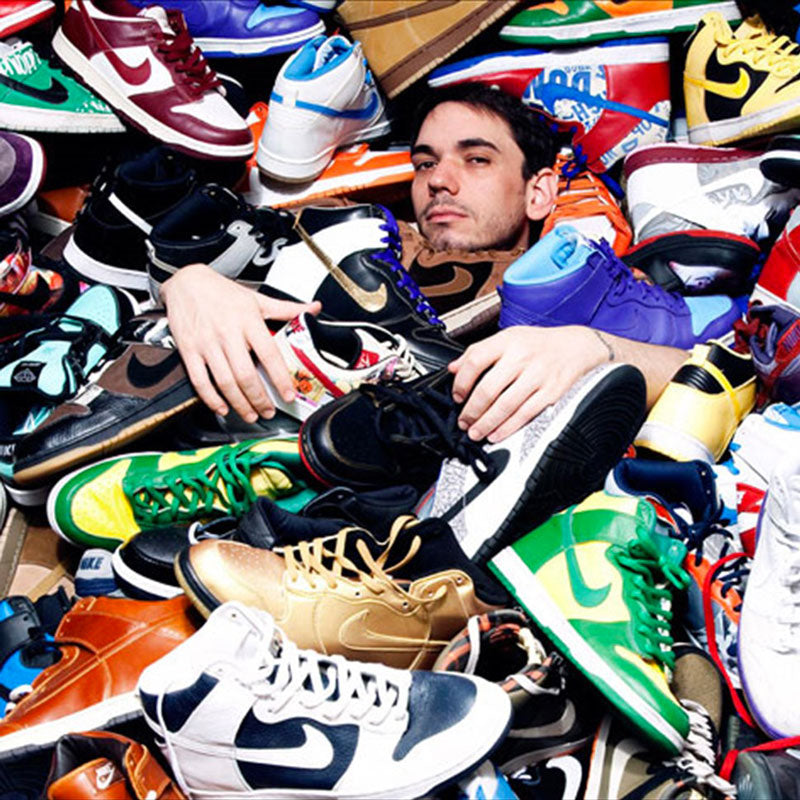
[46, 437, 317, 550]
[489, 491, 691, 755]
[500, 0, 741, 45]
[0, 40, 124, 133]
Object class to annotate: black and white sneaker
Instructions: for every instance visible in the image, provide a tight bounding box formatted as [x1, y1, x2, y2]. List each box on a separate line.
[147, 189, 464, 372]
[62, 147, 196, 291]
[137, 601, 513, 799]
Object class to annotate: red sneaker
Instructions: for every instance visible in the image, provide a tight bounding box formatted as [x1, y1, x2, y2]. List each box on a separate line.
[51, 0, 252, 160]
[0, 1, 55, 38]
[752, 206, 800, 314]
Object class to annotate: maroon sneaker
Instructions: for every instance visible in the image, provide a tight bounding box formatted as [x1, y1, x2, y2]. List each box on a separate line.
[51, 0, 252, 161]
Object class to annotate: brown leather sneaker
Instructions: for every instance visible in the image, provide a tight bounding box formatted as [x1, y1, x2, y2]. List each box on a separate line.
[337, 0, 521, 97]
[176, 515, 509, 670]
[45, 730, 184, 800]
[400, 221, 523, 337]
[0, 595, 199, 758]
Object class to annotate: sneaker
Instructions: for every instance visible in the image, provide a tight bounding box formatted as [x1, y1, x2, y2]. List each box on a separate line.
[176, 515, 509, 669]
[0, 40, 123, 134]
[12, 314, 198, 489]
[74, 548, 123, 598]
[430, 363, 647, 564]
[63, 147, 197, 291]
[125, 0, 324, 58]
[751, 205, 800, 313]
[46, 436, 315, 550]
[738, 450, 800, 738]
[623, 230, 761, 295]
[147, 194, 463, 373]
[257, 35, 390, 183]
[52, 0, 252, 160]
[732, 402, 800, 485]
[44, 730, 183, 800]
[500, 0, 741, 44]
[634, 340, 756, 463]
[623, 143, 800, 245]
[428, 38, 671, 173]
[0, 1, 55, 38]
[244, 143, 414, 209]
[732, 749, 800, 799]
[760, 133, 800, 187]
[736, 303, 800, 406]
[497, 227, 743, 349]
[0, 595, 198, 758]
[30, 184, 89, 237]
[434, 610, 594, 774]
[335, 0, 519, 98]
[489, 491, 691, 755]
[138, 601, 513, 798]
[0, 132, 43, 217]
[685, 13, 800, 146]
[542, 150, 632, 256]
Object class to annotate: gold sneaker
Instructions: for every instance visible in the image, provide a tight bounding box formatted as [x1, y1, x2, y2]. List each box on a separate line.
[176, 515, 507, 670]
[635, 340, 756, 463]
[685, 12, 800, 145]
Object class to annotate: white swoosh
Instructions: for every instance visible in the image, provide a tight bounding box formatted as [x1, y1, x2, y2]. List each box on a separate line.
[609, 737, 647, 797]
[546, 755, 582, 800]
[234, 724, 334, 769]
[514, 700, 577, 738]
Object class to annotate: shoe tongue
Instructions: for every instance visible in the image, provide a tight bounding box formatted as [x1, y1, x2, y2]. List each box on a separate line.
[0, 40, 39, 75]
[138, 5, 175, 34]
[734, 15, 767, 39]
[346, 328, 396, 370]
[312, 36, 349, 71]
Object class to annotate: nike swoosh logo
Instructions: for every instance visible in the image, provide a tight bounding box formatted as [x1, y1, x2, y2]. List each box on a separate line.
[126, 349, 183, 389]
[685, 67, 751, 100]
[418, 266, 474, 297]
[235, 724, 334, 769]
[561, 517, 611, 608]
[608, 736, 645, 798]
[513, 699, 577, 738]
[293, 217, 388, 313]
[438, 449, 510, 524]
[0, 73, 69, 104]
[106, 50, 153, 86]
[340, 609, 433, 652]
[272, 90, 381, 121]
[545, 754, 583, 800]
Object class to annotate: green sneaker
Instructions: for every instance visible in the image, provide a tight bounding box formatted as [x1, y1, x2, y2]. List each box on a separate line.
[500, 1, 741, 45]
[46, 437, 316, 550]
[0, 40, 124, 133]
[489, 491, 691, 755]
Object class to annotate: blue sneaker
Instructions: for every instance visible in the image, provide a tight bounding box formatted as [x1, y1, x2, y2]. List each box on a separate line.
[126, 0, 324, 57]
[498, 226, 742, 348]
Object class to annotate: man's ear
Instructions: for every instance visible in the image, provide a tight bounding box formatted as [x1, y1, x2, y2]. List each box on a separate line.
[524, 167, 558, 222]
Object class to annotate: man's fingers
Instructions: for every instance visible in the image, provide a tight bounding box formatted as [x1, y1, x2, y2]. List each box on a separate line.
[223, 339, 276, 420]
[450, 336, 508, 404]
[458, 359, 521, 434]
[257, 295, 322, 321]
[247, 323, 296, 404]
[182, 351, 227, 417]
[465, 370, 540, 441]
[485, 389, 555, 444]
[204, 347, 260, 423]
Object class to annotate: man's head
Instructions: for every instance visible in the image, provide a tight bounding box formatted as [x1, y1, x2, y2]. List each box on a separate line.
[410, 84, 558, 252]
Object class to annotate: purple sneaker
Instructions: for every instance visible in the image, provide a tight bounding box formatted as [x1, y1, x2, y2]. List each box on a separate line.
[498, 226, 742, 348]
[0, 132, 44, 217]
[125, 0, 324, 57]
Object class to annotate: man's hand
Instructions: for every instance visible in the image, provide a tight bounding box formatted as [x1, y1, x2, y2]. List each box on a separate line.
[450, 325, 608, 444]
[161, 264, 321, 423]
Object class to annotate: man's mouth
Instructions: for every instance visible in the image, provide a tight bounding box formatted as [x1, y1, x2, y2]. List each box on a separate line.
[426, 207, 467, 223]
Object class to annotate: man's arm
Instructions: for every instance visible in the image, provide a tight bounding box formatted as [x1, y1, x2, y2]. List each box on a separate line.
[161, 264, 321, 423]
[449, 325, 688, 443]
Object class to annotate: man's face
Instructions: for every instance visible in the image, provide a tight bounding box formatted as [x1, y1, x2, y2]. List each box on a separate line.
[411, 102, 533, 252]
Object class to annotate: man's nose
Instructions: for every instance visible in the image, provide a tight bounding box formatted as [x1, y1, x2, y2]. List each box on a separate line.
[428, 158, 458, 194]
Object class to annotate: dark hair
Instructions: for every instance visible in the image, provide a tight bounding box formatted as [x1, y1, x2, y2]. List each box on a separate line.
[410, 83, 557, 181]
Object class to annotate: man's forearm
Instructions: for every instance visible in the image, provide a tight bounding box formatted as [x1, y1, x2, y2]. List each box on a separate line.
[593, 330, 688, 408]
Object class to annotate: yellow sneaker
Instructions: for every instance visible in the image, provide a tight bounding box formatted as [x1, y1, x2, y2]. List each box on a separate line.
[635, 340, 756, 463]
[685, 12, 800, 145]
[176, 515, 507, 670]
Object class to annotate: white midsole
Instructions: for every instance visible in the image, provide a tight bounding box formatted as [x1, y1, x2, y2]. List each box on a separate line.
[63, 235, 150, 291]
[111, 546, 183, 599]
[0, 1, 54, 35]
[0, 101, 124, 133]
[689, 96, 800, 145]
[193, 20, 325, 55]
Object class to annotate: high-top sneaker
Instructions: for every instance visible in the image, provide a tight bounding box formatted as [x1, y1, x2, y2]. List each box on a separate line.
[147, 190, 463, 373]
[0, 1, 55, 39]
[63, 148, 196, 292]
[751, 204, 800, 313]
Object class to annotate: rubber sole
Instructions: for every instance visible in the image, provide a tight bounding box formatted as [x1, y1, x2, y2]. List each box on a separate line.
[473, 364, 647, 565]
[174, 548, 223, 618]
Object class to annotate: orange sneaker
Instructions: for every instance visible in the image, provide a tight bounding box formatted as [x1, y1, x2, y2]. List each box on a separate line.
[541, 150, 632, 255]
[32, 184, 90, 236]
[0, 595, 198, 757]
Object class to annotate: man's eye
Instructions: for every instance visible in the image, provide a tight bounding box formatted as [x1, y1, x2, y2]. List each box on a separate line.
[413, 160, 435, 172]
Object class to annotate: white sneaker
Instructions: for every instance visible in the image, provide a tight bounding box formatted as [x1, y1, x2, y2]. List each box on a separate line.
[731, 403, 800, 485]
[137, 601, 512, 799]
[257, 34, 390, 182]
[623, 143, 800, 244]
[260, 312, 422, 420]
[738, 451, 800, 738]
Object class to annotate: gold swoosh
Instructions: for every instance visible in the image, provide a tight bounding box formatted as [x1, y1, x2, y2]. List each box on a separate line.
[292, 215, 388, 313]
[421, 266, 474, 297]
[339, 609, 433, 652]
[685, 68, 750, 100]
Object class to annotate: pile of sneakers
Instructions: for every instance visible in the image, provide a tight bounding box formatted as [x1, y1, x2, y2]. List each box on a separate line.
[3, 1, 800, 798]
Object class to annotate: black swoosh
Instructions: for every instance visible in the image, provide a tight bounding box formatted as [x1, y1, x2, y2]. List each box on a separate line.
[439, 448, 510, 524]
[126, 349, 182, 389]
[0, 73, 69, 104]
[0, 274, 55, 311]
[704, 51, 767, 120]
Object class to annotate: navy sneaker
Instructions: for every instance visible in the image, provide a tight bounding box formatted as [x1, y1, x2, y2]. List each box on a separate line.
[126, 0, 324, 58]
[498, 226, 743, 349]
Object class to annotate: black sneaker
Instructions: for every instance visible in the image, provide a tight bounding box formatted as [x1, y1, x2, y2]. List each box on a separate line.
[147, 188, 464, 372]
[62, 147, 196, 291]
[733, 749, 800, 800]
